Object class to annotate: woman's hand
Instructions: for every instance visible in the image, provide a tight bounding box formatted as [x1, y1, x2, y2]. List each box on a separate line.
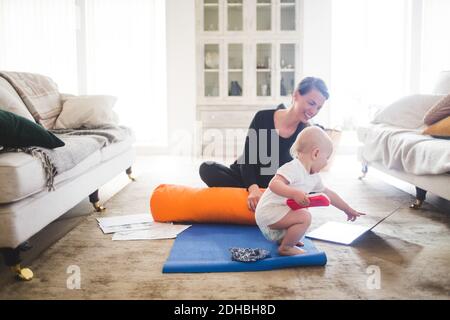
[292, 190, 310, 207]
[247, 185, 262, 211]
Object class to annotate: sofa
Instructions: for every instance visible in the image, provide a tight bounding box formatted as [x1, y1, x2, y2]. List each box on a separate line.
[357, 71, 450, 208]
[0, 74, 135, 281]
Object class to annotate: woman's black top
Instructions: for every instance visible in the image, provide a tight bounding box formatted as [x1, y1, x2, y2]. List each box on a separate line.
[230, 104, 307, 189]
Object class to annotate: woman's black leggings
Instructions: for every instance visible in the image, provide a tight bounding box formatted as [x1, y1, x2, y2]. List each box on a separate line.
[199, 161, 245, 188]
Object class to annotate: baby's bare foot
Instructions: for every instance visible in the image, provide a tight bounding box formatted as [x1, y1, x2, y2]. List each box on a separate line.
[278, 246, 305, 256]
[278, 240, 304, 247]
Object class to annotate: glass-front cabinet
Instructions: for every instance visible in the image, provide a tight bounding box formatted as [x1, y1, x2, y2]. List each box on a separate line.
[197, 0, 302, 156]
[202, 0, 298, 33]
[198, 0, 302, 102]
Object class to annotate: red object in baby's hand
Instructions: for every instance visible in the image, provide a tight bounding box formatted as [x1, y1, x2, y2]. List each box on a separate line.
[286, 193, 331, 210]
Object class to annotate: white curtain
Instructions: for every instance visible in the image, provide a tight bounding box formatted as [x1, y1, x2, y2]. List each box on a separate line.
[420, 0, 450, 92]
[330, 0, 450, 129]
[84, 0, 167, 146]
[0, 0, 78, 93]
[0, 0, 167, 146]
[330, 0, 410, 129]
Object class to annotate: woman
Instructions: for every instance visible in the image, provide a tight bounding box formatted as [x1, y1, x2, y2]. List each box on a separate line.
[199, 77, 329, 211]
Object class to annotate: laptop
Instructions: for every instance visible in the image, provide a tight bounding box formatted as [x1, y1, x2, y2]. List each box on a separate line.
[306, 210, 397, 245]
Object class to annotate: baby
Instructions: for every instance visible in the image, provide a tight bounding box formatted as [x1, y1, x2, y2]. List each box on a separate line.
[255, 126, 365, 256]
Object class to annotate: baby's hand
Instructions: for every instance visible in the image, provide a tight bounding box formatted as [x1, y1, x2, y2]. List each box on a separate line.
[344, 208, 366, 222]
[292, 190, 310, 207]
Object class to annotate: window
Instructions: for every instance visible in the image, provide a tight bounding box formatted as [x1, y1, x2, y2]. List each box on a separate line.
[420, 0, 450, 92]
[0, 0, 78, 93]
[0, 0, 167, 146]
[330, 0, 450, 129]
[84, 0, 167, 146]
[330, 0, 410, 128]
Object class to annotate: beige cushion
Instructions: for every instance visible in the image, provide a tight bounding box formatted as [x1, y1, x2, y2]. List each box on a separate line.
[423, 94, 450, 125]
[372, 94, 444, 128]
[54, 95, 119, 129]
[0, 77, 35, 122]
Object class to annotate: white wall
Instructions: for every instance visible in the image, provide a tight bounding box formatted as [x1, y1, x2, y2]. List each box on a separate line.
[165, 0, 197, 155]
[302, 0, 332, 127]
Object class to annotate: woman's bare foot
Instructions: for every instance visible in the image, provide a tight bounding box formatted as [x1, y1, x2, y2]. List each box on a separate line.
[278, 245, 305, 256]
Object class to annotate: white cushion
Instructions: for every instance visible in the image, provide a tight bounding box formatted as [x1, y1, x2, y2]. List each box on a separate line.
[0, 77, 36, 122]
[0, 148, 134, 248]
[372, 94, 444, 129]
[60, 93, 76, 104]
[54, 95, 119, 129]
[432, 71, 450, 95]
[0, 150, 101, 203]
[360, 123, 450, 175]
[101, 134, 135, 162]
[356, 124, 370, 143]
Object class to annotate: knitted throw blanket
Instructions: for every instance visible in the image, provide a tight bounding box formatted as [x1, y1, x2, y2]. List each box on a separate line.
[0, 71, 62, 129]
[8, 126, 132, 191]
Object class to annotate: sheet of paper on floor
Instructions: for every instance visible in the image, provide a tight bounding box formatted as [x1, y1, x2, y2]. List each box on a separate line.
[97, 214, 152, 228]
[99, 222, 155, 234]
[97, 214, 154, 234]
[112, 223, 191, 241]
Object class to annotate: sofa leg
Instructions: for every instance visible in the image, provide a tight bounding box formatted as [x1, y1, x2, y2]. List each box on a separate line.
[1, 246, 34, 281]
[410, 187, 427, 209]
[126, 167, 136, 182]
[89, 190, 106, 213]
[358, 163, 368, 180]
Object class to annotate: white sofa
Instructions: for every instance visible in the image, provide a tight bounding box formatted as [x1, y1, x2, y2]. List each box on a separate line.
[357, 71, 450, 208]
[0, 77, 135, 280]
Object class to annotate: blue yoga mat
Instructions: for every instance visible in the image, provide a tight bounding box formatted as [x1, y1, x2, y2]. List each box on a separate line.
[163, 224, 327, 273]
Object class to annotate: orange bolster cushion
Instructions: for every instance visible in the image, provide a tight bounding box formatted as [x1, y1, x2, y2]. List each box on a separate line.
[150, 184, 261, 225]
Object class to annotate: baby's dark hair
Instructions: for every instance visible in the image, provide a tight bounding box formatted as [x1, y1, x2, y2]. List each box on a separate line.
[297, 77, 329, 100]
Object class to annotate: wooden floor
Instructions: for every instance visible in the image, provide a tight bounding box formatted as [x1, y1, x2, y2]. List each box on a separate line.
[0, 155, 449, 299]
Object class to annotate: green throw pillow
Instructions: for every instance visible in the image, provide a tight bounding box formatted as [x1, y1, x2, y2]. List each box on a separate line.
[0, 109, 65, 149]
